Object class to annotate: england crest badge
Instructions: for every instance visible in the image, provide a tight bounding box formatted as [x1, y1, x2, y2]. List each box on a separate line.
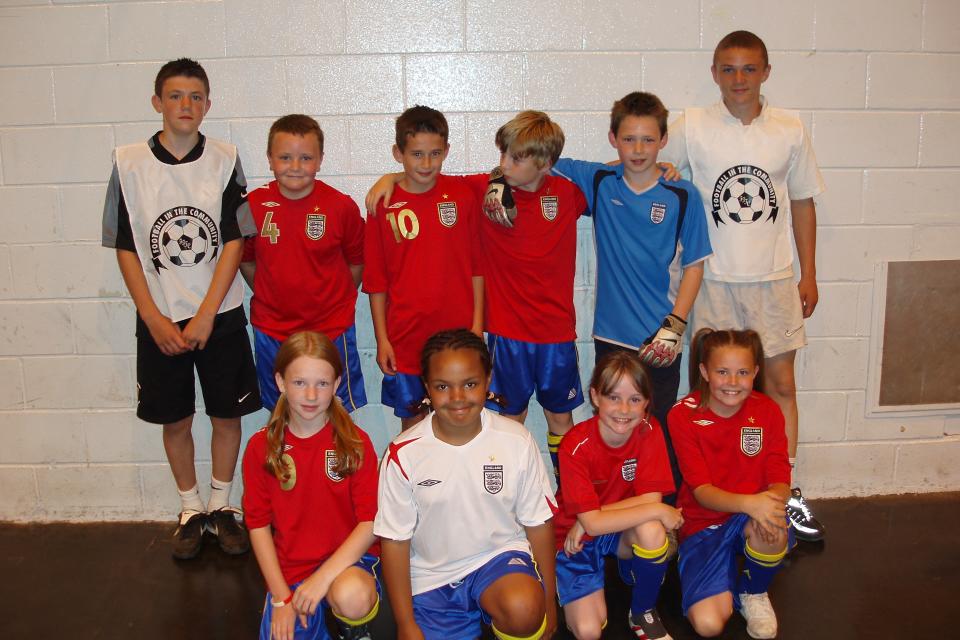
[650, 202, 667, 224]
[740, 427, 762, 457]
[306, 214, 326, 240]
[483, 464, 504, 494]
[325, 449, 344, 482]
[541, 195, 559, 221]
[621, 457, 638, 482]
[437, 201, 458, 227]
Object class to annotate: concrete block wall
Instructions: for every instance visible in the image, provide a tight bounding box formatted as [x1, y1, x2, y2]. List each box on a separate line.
[0, 0, 957, 520]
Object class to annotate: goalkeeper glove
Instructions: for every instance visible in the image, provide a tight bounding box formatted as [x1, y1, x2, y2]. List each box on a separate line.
[483, 166, 517, 228]
[639, 314, 687, 368]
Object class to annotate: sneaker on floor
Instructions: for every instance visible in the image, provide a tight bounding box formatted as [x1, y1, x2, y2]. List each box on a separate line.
[739, 592, 777, 639]
[787, 486, 825, 542]
[207, 507, 250, 555]
[172, 510, 206, 560]
[336, 622, 372, 640]
[629, 607, 672, 640]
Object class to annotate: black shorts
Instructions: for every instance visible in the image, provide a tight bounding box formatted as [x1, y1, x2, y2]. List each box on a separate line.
[136, 311, 261, 425]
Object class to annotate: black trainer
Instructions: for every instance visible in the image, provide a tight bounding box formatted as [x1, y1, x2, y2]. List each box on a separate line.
[207, 507, 250, 555]
[787, 487, 825, 542]
[629, 607, 672, 640]
[336, 622, 372, 640]
[172, 511, 206, 560]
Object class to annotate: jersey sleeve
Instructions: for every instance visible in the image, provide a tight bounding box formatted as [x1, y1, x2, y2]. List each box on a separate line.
[634, 421, 676, 496]
[373, 443, 418, 541]
[786, 124, 826, 201]
[661, 114, 690, 174]
[678, 181, 713, 267]
[221, 156, 255, 242]
[350, 431, 380, 522]
[241, 431, 274, 531]
[341, 197, 365, 266]
[551, 158, 605, 217]
[102, 160, 136, 252]
[515, 431, 558, 526]
[361, 205, 388, 294]
[558, 436, 601, 517]
[667, 403, 713, 491]
[461, 172, 489, 200]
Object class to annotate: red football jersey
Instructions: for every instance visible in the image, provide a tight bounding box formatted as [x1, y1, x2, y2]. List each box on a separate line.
[554, 415, 675, 549]
[468, 174, 586, 343]
[242, 422, 380, 585]
[362, 174, 480, 374]
[243, 180, 364, 341]
[668, 391, 792, 540]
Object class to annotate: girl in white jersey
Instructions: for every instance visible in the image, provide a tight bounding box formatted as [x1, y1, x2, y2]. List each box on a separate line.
[376, 329, 558, 640]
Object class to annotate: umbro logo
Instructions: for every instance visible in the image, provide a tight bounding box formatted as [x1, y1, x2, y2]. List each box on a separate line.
[262, 201, 281, 207]
[610, 199, 624, 206]
[388, 201, 407, 209]
[693, 419, 714, 426]
[417, 479, 441, 487]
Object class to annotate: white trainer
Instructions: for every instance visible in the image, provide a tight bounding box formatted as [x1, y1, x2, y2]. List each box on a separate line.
[739, 592, 778, 639]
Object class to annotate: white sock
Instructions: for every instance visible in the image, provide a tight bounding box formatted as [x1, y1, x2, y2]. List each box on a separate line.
[207, 476, 233, 512]
[178, 484, 205, 516]
[789, 457, 797, 470]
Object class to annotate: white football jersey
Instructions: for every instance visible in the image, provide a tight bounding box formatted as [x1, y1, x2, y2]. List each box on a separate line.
[375, 409, 556, 595]
[663, 99, 825, 282]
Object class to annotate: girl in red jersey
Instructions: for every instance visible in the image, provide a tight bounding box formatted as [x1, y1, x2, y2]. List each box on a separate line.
[553, 351, 682, 640]
[242, 331, 380, 640]
[667, 329, 792, 640]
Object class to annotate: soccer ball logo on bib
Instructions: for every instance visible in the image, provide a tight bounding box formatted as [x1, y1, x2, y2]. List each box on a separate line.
[150, 206, 220, 270]
[711, 165, 779, 227]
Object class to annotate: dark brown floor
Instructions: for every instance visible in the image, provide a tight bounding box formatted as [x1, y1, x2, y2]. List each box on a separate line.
[1, 492, 957, 639]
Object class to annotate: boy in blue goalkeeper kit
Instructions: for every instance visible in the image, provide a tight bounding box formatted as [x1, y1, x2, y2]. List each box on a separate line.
[553, 92, 711, 489]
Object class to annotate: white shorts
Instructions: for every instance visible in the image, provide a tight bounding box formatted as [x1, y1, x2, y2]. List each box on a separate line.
[691, 278, 806, 358]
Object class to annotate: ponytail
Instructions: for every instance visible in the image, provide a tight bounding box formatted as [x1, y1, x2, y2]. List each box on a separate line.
[264, 392, 292, 483]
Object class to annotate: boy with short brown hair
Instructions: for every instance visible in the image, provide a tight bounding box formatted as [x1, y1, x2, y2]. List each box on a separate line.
[102, 57, 261, 560]
[659, 30, 826, 542]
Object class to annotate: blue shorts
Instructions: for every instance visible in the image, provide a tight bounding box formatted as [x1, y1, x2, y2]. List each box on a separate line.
[678, 514, 793, 615]
[555, 533, 634, 606]
[254, 326, 367, 413]
[413, 550, 541, 640]
[381, 372, 426, 418]
[258, 554, 380, 640]
[486, 334, 584, 415]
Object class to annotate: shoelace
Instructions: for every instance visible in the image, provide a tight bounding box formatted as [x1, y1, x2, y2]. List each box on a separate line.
[792, 496, 813, 520]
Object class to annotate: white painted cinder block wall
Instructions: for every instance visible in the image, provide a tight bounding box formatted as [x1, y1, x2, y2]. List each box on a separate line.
[1, 0, 958, 521]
